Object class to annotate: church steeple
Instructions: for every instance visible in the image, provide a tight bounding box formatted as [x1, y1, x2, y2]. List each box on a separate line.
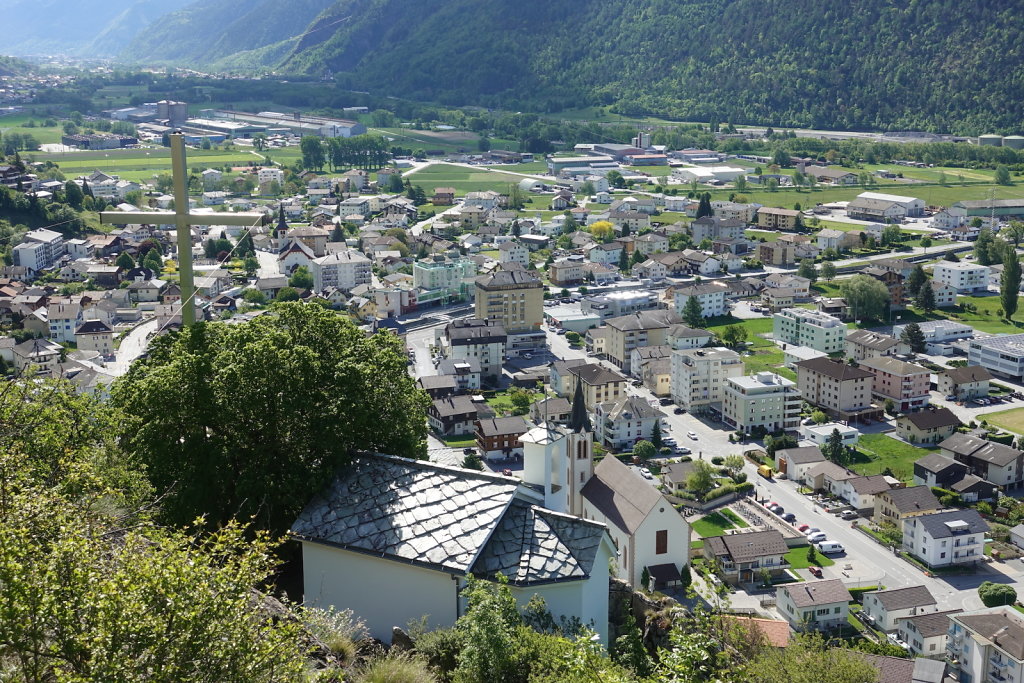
[569, 379, 591, 433]
[273, 203, 288, 239]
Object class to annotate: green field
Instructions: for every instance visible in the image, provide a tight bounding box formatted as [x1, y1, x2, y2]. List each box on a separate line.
[848, 433, 937, 481]
[0, 114, 65, 145]
[720, 182, 1024, 210]
[33, 147, 267, 183]
[704, 316, 797, 380]
[368, 126, 517, 155]
[785, 544, 836, 569]
[491, 161, 549, 173]
[691, 511, 740, 538]
[980, 408, 1024, 436]
[406, 163, 540, 195]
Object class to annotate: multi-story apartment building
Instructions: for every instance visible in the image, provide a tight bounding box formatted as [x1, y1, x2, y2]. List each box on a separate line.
[603, 310, 682, 373]
[563, 363, 629, 410]
[581, 290, 660, 320]
[947, 608, 1024, 683]
[438, 319, 507, 377]
[857, 356, 931, 412]
[932, 261, 991, 294]
[968, 333, 1024, 380]
[772, 308, 845, 353]
[412, 255, 476, 299]
[862, 266, 907, 310]
[474, 268, 543, 334]
[757, 207, 801, 230]
[670, 347, 744, 413]
[793, 357, 879, 422]
[13, 228, 65, 272]
[722, 372, 802, 434]
[902, 509, 988, 569]
[593, 396, 662, 450]
[758, 242, 796, 266]
[673, 283, 727, 318]
[549, 256, 586, 286]
[939, 433, 1024, 490]
[310, 250, 372, 293]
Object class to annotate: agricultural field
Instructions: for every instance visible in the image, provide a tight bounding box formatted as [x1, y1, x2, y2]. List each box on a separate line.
[368, 126, 516, 155]
[0, 114, 65, 145]
[730, 182, 1024, 211]
[405, 163, 538, 195]
[92, 85, 152, 108]
[33, 146, 267, 183]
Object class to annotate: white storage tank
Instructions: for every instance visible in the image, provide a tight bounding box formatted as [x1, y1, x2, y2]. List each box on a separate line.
[979, 134, 1004, 146]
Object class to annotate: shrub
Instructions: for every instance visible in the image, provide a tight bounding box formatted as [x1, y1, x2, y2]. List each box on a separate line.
[734, 482, 754, 494]
[733, 472, 748, 484]
[711, 456, 724, 465]
[848, 586, 881, 604]
[415, 628, 464, 681]
[977, 501, 994, 516]
[979, 582, 1018, 608]
[356, 653, 437, 683]
[705, 484, 735, 500]
[301, 607, 366, 667]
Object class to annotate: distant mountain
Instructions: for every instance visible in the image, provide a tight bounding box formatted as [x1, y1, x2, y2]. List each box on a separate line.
[0, 0, 191, 56]
[119, 0, 335, 67]
[272, 0, 1024, 134]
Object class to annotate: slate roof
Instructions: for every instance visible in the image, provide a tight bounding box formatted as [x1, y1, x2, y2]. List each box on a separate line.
[431, 395, 493, 419]
[581, 456, 666, 534]
[867, 585, 937, 612]
[794, 356, 874, 381]
[915, 509, 989, 539]
[290, 453, 606, 585]
[915, 452, 962, 474]
[846, 329, 899, 352]
[940, 433, 1022, 467]
[944, 365, 993, 384]
[605, 309, 682, 332]
[705, 529, 787, 564]
[569, 363, 628, 386]
[783, 578, 852, 608]
[877, 486, 940, 514]
[446, 318, 507, 344]
[897, 609, 962, 638]
[776, 446, 825, 466]
[859, 654, 916, 683]
[900, 407, 960, 431]
[807, 460, 857, 482]
[956, 609, 1024, 660]
[476, 269, 542, 288]
[477, 416, 531, 437]
[849, 474, 892, 495]
[597, 395, 662, 422]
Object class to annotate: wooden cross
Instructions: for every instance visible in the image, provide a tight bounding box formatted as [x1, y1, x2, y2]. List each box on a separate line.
[99, 132, 267, 326]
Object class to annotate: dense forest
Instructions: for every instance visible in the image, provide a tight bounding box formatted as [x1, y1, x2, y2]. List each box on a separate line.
[273, 0, 1024, 134]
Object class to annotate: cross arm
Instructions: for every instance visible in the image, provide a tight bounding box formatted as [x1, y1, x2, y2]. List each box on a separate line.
[99, 211, 269, 227]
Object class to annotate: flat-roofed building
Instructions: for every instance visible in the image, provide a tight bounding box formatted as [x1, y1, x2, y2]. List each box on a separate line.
[932, 261, 990, 294]
[968, 332, 1024, 380]
[670, 346, 744, 413]
[773, 308, 845, 353]
[722, 372, 802, 433]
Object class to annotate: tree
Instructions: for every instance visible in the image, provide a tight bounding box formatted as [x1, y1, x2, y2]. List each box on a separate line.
[618, 248, 630, 273]
[772, 147, 790, 168]
[633, 440, 656, 460]
[906, 264, 927, 298]
[745, 632, 880, 683]
[806, 544, 818, 566]
[462, 451, 484, 470]
[899, 322, 927, 353]
[589, 220, 614, 242]
[682, 295, 706, 328]
[796, 258, 818, 283]
[112, 304, 430, 534]
[242, 288, 267, 305]
[820, 261, 836, 282]
[979, 581, 1017, 607]
[606, 170, 625, 188]
[252, 133, 267, 152]
[300, 136, 326, 170]
[685, 460, 716, 501]
[721, 324, 748, 348]
[696, 192, 713, 219]
[63, 179, 84, 209]
[244, 256, 260, 277]
[289, 265, 314, 290]
[976, 228, 995, 265]
[115, 252, 135, 270]
[275, 286, 299, 302]
[1003, 253, 1022, 320]
[840, 275, 889, 321]
[884, 398, 897, 416]
[914, 280, 936, 312]
[881, 223, 902, 247]
[508, 388, 534, 416]
[821, 428, 846, 465]
[996, 165, 1013, 186]
[811, 410, 829, 425]
[723, 454, 745, 478]
[1005, 221, 1024, 248]
[920, 235, 932, 250]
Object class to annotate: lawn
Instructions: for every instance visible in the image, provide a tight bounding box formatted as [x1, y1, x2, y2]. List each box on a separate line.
[0, 113, 65, 145]
[720, 508, 749, 528]
[691, 511, 739, 538]
[404, 163, 539, 195]
[847, 433, 937, 481]
[785, 544, 836, 569]
[441, 436, 476, 448]
[35, 146, 265, 183]
[705, 316, 797, 380]
[980, 407, 1024, 436]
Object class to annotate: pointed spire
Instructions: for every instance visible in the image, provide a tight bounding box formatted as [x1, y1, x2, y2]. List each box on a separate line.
[569, 379, 591, 433]
[273, 202, 287, 238]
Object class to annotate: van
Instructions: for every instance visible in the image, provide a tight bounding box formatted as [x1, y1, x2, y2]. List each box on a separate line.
[757, 464, 773, 479]
[816, 541, 845, 554]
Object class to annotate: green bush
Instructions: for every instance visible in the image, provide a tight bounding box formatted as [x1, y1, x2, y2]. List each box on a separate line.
[988, 432, 1015, 446]
[415, 628, 463, 681]
[711, 456, 724, 465]
[705, 484, 735, 500]
[979, 581, 1018, 608]
[734, 482, 754, 494]
[848, 586, 882, 604]
[356, 652, 436, 683]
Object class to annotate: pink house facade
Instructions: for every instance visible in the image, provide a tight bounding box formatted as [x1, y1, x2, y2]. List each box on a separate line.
[858, 356, 931, 412]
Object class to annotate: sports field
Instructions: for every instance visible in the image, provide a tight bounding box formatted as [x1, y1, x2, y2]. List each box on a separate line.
[33, 147, 267, 183]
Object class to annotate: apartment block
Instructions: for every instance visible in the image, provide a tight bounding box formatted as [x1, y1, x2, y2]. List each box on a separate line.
[310, 250, 372, 293]
[474, 268, 544, 334]
[603, 310, 682, 373]
[968, 333, 1024, 380]
[857, 356, 931, 412]
[722, 372, 802, 434]
[947, 608, 1024, 683]
[902, 509, 988, 569]
[932, 261, 990, 294]
[757, 207, 801, 230]
[670, 347, 744, 412]
[772, 308, 846, 353]
[673, 283, 727, 318]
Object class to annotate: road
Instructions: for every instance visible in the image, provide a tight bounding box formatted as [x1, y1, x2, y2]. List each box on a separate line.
[109, 318, 158, 376]
[255, 248, 280, 279]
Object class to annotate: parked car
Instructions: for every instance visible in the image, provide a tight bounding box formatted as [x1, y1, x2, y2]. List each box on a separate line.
[808, 566, 823, 578]
[639, 467, 653, 480]
[674, 407, 685, 414]
[801, 417, 815, 426]
[803, 527, 821, 537]
[782, 512, 797, 523]
[797, 524, 811, 532]
[840, 510, 859, 521]
[659, 398, 673, 406]
[557, 329, 566, 335]
[807, 532, 828, 543]
[945, 395, 958, 401]
[886, 633, 909, 649]
[676, 446, 691, 455]
[463, 447, 477, 455]
[632, 380, 644, 387]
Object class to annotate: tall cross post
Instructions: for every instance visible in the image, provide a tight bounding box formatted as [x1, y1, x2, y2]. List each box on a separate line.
[99, 133, 268, 326]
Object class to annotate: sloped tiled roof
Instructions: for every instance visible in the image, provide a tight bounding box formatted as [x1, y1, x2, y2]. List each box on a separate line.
[898, 609, 961, 638]
[877, 485, 940, 514]
[944, 365, 993, 384]
[291, 454, 606, 585]
[776, 446, 825, 466]
[900, 407, 960, 431]
[784, 578, 851, 608]
[867, 585, 936, 612]
[939, 433, 1022, 467]
[794, 356, 874, 381]
[705, 529, 787, 564]
[581, 456, 666, 534]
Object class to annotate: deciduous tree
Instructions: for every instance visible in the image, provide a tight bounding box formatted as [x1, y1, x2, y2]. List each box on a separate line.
[840, 275, 889, 321]
[1002, 253, 1022, 320]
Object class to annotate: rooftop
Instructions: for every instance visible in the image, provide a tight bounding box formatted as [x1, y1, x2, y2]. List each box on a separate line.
[900, 407, 960, 431]
[877, 485, 941, 514]
[897, 609, 962, 638]
[775, 307, 844, 327]
[939, 433, 1022, 467]
[705, 529, 788, 564]
[794, 356, 874, 381]
[914, 508, 989, 539]
[858, 356, 930, 377]
[776, 445, 826, 465]
[955, 608, 1024, 661]
[580, 456, 666, 534]
[783, 578, 852, 608]
[944, 365, 993, 384]
[867, 585, 937, 612]
[847, 329, 899, 351]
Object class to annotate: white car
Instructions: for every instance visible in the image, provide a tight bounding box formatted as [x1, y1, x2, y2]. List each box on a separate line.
[687, 431, 698, 440]
[638, 467, 653, 480]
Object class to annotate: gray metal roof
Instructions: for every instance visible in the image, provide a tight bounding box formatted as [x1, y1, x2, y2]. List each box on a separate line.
[914, 509, 989, 539]
[877, 486, 940, 514]
[940, 433, 1022, 467]
[776, 446, 826, 465]
[290, 453, 606, 584]
[897, 609, 961, 638]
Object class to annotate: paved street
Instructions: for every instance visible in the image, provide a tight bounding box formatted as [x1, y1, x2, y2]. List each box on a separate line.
[109, 318, 158, 376]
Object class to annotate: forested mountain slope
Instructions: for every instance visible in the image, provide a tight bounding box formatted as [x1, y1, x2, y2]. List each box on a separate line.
[119, 0, 335, 67]
[278, 0, 1024, 134]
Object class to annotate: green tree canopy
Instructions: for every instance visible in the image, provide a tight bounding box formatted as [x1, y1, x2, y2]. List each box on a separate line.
[906, 264, 927, 299]
[796, 258, 817, 283]
[633, 439, 656, 460]
[840, 275, 889, 321]
[979, 581, 1017, 607]
[685, 460, 716, 501]
[289, 265, 315, 290]
[111, 304, 429, 533]
[899, 322, 927, 353]
[682, 295, 706, 328]
[1002, 254, 1022, 320]
[820, 261, 836, 282]
[115, 251, 135, 270]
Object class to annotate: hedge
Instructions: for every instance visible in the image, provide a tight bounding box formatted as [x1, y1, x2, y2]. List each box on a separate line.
[988, 432, 1015, 446]
[848, 586, 882, 604]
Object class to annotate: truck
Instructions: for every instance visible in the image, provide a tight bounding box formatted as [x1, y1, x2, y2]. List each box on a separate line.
[757, 464, 773, 479]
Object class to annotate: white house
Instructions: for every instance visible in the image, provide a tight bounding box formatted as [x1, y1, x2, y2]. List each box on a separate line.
[799, 422, 860, 448]
[947, 608, 1024, 683]
[773, 308, 845, 354]
[861, 586, 938, 633]
[592, 396, 662, 450]
[497, 241, 530, 266]
[897, 610, 961, 659]
[774, 446, 826, 485]
[673, 283, 727, 318]
[777, 579, 852, 632]
[932, 261, 990, 294]
[901, 509, 988, 569]
[291, 453, 615, 645]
